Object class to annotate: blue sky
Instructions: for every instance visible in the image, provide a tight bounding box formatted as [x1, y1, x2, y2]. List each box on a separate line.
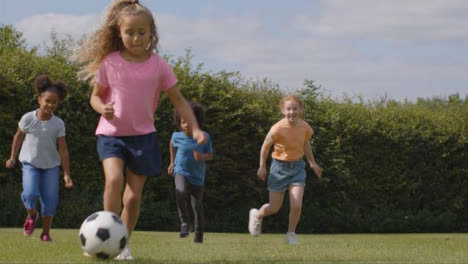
[1, 0, 467, 101]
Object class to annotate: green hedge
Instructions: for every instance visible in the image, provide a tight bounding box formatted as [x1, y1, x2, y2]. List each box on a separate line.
[1, 26, 467, 233]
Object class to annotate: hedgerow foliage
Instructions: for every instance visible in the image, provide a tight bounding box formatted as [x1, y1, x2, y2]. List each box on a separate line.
[1, 25, 467, 232]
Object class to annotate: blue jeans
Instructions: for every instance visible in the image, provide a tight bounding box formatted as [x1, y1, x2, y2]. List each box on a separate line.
[21, 163, 59, 216]
[268, 159, 306, 192]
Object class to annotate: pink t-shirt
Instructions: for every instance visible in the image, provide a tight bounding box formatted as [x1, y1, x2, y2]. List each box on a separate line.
[95, 52, 177, 136]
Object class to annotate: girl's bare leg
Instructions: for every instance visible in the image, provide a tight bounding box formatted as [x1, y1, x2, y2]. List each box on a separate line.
[257, 191, 285, 218]
[120, 168, 147, 237]
[102, 158, 125, 215]
[287, 185, 304, 232]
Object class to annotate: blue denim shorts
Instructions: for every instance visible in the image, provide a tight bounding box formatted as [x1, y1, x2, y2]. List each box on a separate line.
[97, 132, 161, 176]
[21, 163, 59, 216]
[268, 159, 306, 192]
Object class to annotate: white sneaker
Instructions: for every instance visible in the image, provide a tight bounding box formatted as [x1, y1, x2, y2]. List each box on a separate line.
[248, 208, 262, 236]
[285, 232, 299, 244]
[114, 244, 134, 260]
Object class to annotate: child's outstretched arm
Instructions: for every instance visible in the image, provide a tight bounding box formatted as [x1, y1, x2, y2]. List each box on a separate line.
[257, 131, 274, 182]
[90, 83, 114, 120]
[168, 139, 176, 176]
[193, 151, 213, 161]
[5, 127, 24, 168]
[58, 137, 73, 188]
[304, 141, 323, 178]
[166, 86, 207, 145]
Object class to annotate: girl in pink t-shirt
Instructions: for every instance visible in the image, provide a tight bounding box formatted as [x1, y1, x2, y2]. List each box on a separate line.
[248, 95, 323, 244]
[75, 0, 206, 260]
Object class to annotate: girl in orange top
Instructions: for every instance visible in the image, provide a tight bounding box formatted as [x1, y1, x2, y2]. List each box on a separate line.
[248, 95, 323, 244]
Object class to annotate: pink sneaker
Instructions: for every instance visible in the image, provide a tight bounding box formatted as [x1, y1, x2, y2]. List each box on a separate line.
[40, 232, 52, 242]
[23, 213, 38, 236]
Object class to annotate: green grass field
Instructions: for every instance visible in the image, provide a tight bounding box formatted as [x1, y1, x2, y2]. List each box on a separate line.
[0, 228, 466, 263]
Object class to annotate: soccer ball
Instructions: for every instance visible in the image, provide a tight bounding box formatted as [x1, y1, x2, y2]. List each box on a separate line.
[79, 211, 129, 259]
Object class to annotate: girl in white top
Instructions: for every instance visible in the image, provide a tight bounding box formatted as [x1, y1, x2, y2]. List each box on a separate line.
[5, 75, 73, 242]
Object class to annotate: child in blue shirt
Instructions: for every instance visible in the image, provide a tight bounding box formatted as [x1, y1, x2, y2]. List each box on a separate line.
[168, 102, 213, 243]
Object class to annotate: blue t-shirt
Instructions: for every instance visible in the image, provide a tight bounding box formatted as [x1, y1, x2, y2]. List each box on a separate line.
[172, 131, 212, 186]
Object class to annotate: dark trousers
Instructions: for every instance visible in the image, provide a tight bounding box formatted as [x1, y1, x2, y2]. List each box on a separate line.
[175, 174, 204, 233]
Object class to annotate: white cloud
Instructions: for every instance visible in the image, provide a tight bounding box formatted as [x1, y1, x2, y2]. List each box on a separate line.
[157, 14, 264, 63]
[291, 0, 468, 43]
[12, 2, 468, 101]
[15, 13, 100, 47]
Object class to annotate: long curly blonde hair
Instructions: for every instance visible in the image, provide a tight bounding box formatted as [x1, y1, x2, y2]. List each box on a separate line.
[74, 0, 159, 82]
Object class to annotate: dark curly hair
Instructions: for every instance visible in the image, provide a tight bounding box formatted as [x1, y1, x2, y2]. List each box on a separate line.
[34, 75, 68, 101]
[173, 101, 205, 130]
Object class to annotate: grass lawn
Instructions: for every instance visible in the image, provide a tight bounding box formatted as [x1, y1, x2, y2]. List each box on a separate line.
[0, 228, 466, 263]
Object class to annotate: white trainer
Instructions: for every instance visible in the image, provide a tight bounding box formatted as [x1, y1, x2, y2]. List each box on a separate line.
[285, 232, 299, 244]
[114, 244, 134, 260]
[248, 208, 262, 236]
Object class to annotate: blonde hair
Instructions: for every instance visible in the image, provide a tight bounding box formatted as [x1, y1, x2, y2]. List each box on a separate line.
[74, 0, 159, 82]
[279, 95, 303, 110]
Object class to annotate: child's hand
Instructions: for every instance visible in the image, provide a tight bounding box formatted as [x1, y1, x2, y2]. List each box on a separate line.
[192, 129, 207, 145]
[310, 163, 323, 178]
[257, 166, 267, 182]
[64, 174, 73, 188]
[102, 101, 115, 120]
[168, 163, 174, 176]
[193, 150, 200, 161]
[5, 158, 15, 168]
